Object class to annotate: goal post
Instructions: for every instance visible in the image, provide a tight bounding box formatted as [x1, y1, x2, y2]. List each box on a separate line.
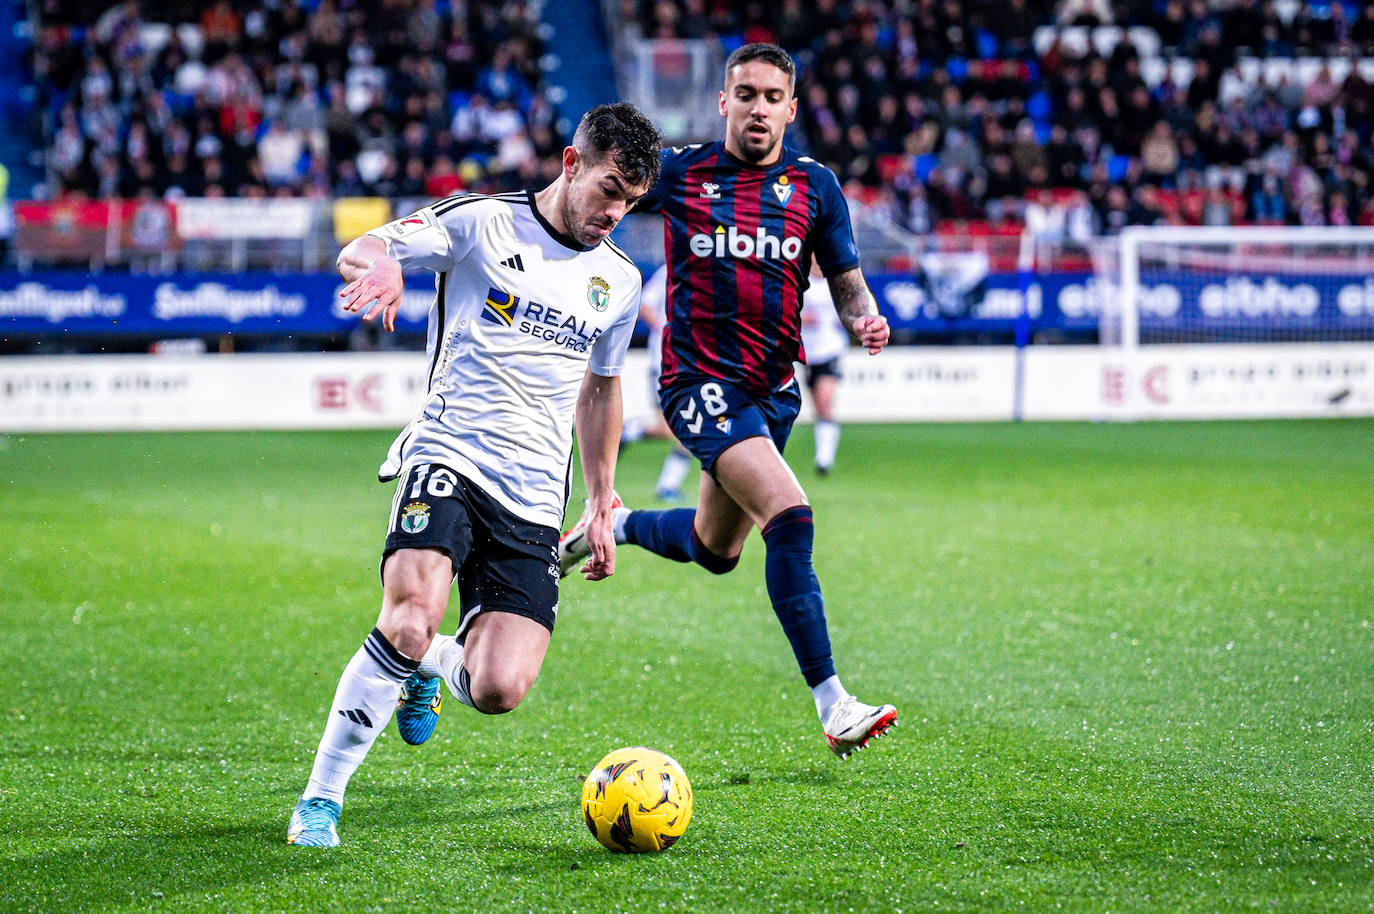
[1100, 225, 1374, 419]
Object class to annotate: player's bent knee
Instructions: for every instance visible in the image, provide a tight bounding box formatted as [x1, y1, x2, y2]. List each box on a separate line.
[469, 685, 524, 715]
[468, 670, 535, 715]
[690, 529, 740, 574]
[377, 605, 441, 661]
[693, 545, 739, 575]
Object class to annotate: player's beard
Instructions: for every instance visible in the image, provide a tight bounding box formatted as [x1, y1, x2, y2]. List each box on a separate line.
[561, 193, 604, 246]
[735, 121, 779, 163]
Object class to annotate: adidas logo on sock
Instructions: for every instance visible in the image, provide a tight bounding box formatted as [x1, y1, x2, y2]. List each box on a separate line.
[500, 254, 525, 271]
[339, 708, 374, 727]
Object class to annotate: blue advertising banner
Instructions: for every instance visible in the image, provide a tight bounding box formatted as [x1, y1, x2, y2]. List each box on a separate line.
[0, 272, 438, 336]
[4, 268, 1374, 339]
[868, 269, 1374, 335]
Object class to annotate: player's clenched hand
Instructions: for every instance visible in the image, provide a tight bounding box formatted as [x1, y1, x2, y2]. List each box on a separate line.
[339, 258, 405, 332]
[853, 314, 890, 354]
[579, 514, 616, 582]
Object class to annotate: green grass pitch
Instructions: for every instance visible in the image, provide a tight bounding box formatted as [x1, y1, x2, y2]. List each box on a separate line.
[1, 420, 1371, 912]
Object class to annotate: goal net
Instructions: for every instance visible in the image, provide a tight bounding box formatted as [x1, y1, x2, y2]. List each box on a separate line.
[1092, 226, 1374, 418]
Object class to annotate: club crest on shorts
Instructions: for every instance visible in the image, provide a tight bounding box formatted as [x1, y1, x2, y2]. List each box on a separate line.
[715, 416, 732, 434]
[587, 276, 610, 311]
[400, 501, 431, 534]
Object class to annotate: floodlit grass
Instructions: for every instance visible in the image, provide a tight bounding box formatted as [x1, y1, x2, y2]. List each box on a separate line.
[1, 420, 1371, 912]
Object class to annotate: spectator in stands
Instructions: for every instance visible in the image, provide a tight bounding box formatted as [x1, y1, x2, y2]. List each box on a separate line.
[1058, 0, 1111, 26]
[1140, 121, 1180, 187]
[259, 120, 304, 187]
[1202, 184, 1234, 226]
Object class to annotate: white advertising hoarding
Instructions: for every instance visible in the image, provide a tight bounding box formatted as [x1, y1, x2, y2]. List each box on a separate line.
[1023, 343, 1374, 420]
[2, 344, 1371, 433]
[175, 198, 315, 240]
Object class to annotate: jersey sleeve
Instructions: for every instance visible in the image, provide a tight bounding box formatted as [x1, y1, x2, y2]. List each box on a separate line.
[588, 271, 643, 377]
[366, 203, 481, 272]
[630, 148, 676, 215]
[810, 168, 861, 277]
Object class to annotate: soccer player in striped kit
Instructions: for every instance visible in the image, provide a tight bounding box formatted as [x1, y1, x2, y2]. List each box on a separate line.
[561, 44, 897, 759]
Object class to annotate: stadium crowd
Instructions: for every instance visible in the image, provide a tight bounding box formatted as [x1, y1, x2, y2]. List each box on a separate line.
[629, 0, 1374, 232]
[27, 0, 1374, 233]
[31, 0, 566, 201]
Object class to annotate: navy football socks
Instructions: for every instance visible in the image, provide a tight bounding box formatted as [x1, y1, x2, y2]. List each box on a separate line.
[761, 506, 835, 688]
[623, 509, 739, 573]
[623, 508, 696, 563]
[624, 504, 833, 686]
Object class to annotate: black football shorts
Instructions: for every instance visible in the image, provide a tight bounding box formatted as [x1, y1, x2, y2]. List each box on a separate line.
[382, 463, 561, 636]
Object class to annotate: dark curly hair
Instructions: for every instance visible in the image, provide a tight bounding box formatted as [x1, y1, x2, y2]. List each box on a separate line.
[724, 43, 797, 89]
[573, 102, 663, 189]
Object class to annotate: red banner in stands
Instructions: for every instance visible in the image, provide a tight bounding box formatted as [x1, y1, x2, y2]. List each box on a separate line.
[14, 200, 116, 263]
[13, 200, 180, 264]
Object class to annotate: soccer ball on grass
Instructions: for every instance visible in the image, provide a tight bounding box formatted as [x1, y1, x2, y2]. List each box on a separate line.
[581, 746, 692, 853]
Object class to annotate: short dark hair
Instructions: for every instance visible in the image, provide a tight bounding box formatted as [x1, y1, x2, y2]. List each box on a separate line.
[572, 102, 662, 189]
[724, 43, 797, 88]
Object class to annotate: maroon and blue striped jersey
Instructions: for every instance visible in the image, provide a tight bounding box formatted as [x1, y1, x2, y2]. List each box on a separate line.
[635, 141, 860, 396]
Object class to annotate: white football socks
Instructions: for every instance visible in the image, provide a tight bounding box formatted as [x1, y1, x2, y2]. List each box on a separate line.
[305, 628, 417, 805]
[419, 635, 475, 709]
[814, 420, 840, 472]
[811, 674, 849, 725]
[611, 506, 632, 544]
[656, 447, 692, 494]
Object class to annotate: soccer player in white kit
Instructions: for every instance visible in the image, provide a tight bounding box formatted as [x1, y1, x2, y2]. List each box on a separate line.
[636, 263, 693, 499]
[799, 264, 849, 475]
[288, 103, 661, 847]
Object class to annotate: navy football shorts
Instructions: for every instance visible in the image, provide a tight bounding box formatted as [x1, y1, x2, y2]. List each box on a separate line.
[382, 463, 561, 637]
[660, 376, 801, 476]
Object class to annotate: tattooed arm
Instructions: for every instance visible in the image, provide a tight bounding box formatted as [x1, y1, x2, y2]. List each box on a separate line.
[826, 267, 890, 355]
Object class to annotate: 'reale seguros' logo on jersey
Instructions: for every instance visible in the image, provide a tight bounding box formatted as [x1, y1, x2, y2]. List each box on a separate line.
[478, 286, 606, 352]
[587, 276, 610, 311]
[689, 224, 803, 261]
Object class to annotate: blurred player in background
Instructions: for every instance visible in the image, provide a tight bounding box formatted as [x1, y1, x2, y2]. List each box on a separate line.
[628, 262, 694, 500]
[288, 103, 660, 847]
[560, 44, 896, 759]
[799, 262, 847, 476]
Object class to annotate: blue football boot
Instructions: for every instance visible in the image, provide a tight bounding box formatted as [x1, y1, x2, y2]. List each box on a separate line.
[395, 672, 442, 745]
[287, 796, 341, 847]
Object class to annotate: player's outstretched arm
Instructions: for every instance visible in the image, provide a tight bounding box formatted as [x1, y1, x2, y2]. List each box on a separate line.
[573, 369, 624, 582]
[827, 267, 890, 355]
[337, 235, 406, 332]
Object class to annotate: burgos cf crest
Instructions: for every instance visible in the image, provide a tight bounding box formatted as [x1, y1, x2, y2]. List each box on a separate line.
[587, 276, 610, 312]
[400, 502, 431, 534]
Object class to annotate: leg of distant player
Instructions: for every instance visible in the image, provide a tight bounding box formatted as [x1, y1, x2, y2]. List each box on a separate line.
[655, 441, 693, 501]
[809, 370, 840, 476]
[290, 548, 450, 845]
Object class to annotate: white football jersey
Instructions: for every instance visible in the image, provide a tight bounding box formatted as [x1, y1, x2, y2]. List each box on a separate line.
[800, 279, 849, 364]
[367, 191, 642, 528]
